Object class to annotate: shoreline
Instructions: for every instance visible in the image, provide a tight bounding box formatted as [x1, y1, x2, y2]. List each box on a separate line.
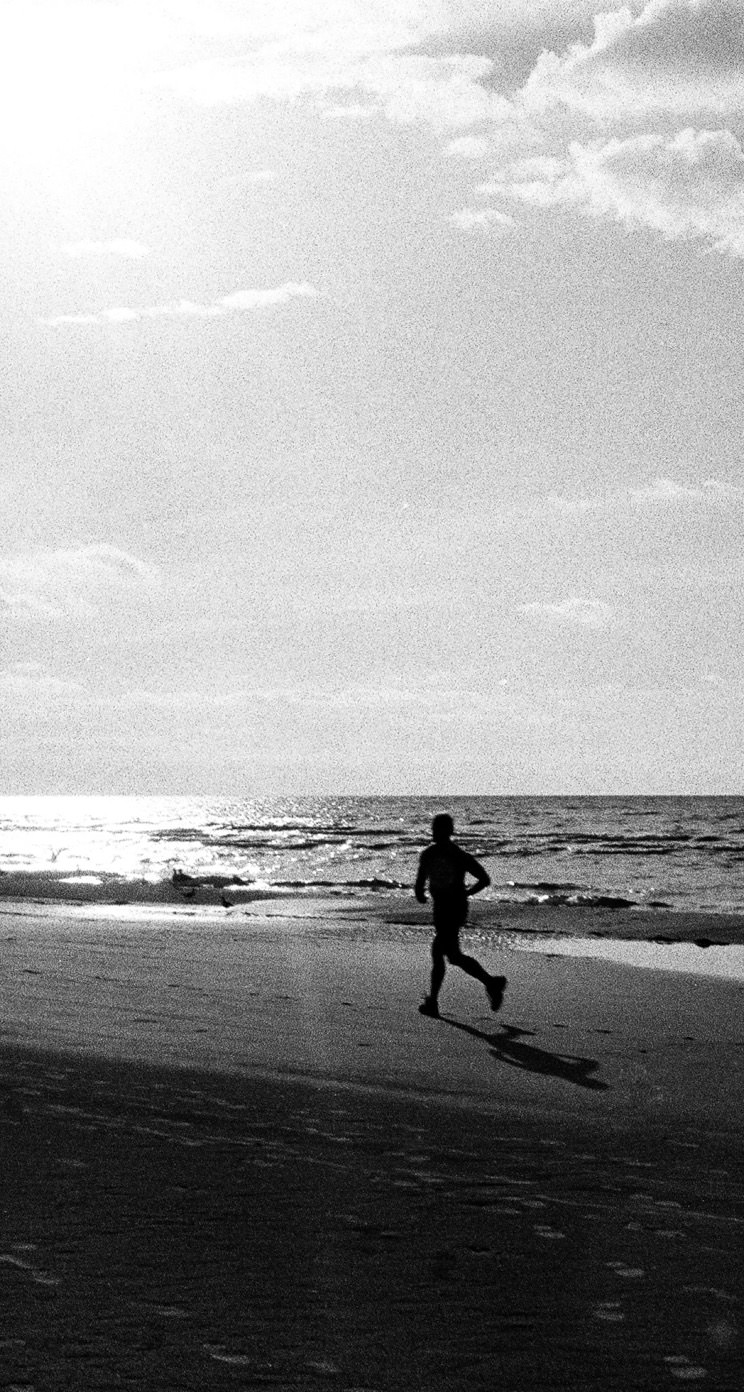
[1, 899, 742, 1133]
[4, 888, 744, 940]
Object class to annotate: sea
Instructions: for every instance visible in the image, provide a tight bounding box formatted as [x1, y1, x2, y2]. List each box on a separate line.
[1, 794, 744, 917]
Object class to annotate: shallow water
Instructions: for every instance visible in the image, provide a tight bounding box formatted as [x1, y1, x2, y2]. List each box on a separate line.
[2, 794, 744, 915]
[506, 933, 744, 981]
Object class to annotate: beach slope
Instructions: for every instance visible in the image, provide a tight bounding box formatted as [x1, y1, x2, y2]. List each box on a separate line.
[1, 900, 742, 1389]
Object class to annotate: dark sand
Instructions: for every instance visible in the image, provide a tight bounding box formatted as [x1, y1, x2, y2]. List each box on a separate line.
[1, 900, 743, 1389]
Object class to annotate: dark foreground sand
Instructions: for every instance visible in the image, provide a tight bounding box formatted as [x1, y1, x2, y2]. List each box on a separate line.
[1, 899, 743, 1390]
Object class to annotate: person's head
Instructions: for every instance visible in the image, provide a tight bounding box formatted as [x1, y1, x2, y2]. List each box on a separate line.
[432, 813, 454, 844]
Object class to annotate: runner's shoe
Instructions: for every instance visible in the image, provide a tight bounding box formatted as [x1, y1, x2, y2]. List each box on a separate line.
[487, 975, 507, 1012]
[418, 997, 440, 1019]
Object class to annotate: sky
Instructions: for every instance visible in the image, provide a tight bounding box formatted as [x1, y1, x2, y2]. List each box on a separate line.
[1, 0, 743, 796]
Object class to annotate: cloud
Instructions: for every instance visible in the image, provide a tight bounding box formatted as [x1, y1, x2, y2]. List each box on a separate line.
[157, 27, 514, 129]
[0, 545, 158, 617]
[359, 53, 513, 129]
[119, 678, 515, 717]
[523, 0, 744, 120]
[541, 477, 737, 515]
[0, 588, 60, 618]
[520, 596, 615, 627]
[421, 3, 744, 262]
[46, 544, 157, 582]
[444, 135, 490, 158]
[480, 128, 744, 256]
[542, 491, 601, 515]
[627, 476, 728, 503]
[151, 2, 744, 135]
[449, 205, 515, 230]
[60, 239, 151, 258]
[219, 284, 317, 308]
[321, 101, 377, 119]
[0, 663, 89, 703]
[41, 282, 319, 326]
[143, 2, 744, 265]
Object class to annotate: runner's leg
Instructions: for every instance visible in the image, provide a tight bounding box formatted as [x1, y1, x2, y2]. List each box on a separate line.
[446, 942, 492, 986]
[429, 936, 446, 1000]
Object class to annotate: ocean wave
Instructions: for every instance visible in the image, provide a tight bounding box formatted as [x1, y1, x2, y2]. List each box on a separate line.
[273, 876, 406, 892]
[533, 892, 674, 909]
[3, 794, 744, 918]
[506, 880, 586, 892]
[0, 868, 409, 906]
[494, 887, 670, 910]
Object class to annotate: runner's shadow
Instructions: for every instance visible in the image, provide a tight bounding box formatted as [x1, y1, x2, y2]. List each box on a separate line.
[440, 1019, 610, 1091]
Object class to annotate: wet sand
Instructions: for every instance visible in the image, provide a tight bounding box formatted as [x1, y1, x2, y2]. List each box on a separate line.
[1, 899, 743, 1388]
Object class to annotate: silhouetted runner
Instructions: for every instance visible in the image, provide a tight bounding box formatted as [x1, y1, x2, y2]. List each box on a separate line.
[415, 813, 506, 1020]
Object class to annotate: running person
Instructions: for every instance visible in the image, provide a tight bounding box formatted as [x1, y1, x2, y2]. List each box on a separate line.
[415, 813, 506, 1019]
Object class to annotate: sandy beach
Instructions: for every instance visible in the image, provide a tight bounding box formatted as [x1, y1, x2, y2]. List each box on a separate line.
[1, 897, 743, 1389]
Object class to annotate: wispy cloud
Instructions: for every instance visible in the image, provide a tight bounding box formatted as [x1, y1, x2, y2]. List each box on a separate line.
[60, 239, 151, 258]
[119, 678, 517, 718]
[444, 136, 490, 159]
[0, 545, 158, 617]
[41, 282, 319, 326]
[0, 588, 60, 618]
[0, 663, 89, 702]
[157, 35, 513, 129]
[627, 476, 731, 504]
[545, 477, 737, 513]
[519, 596, 615, 628]
[322, 102, 377, 120]
[449, 205, 515, 231]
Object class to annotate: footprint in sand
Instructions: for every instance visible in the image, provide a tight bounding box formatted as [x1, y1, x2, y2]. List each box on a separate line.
[683, 1286, 736, 1303]
[0, 1255, 35, 1271]
[664, 1355, 707, 1380]
[0, 1253, 60, 1286]
[607, 1260, 644, 1279]
[202, 1344, 253, 1366]
[592, 1302, 625, 1322]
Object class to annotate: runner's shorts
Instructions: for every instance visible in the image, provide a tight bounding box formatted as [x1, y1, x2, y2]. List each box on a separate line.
[432, 891, 469, 934]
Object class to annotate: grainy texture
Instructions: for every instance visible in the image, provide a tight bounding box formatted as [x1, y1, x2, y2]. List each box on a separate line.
[0, 903, 742, 1388]
[1, 1048, 742, 1391]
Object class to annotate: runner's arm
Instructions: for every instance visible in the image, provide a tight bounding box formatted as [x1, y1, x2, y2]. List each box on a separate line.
[414, 851, 429, 903]
[463, 853, 490, 897]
